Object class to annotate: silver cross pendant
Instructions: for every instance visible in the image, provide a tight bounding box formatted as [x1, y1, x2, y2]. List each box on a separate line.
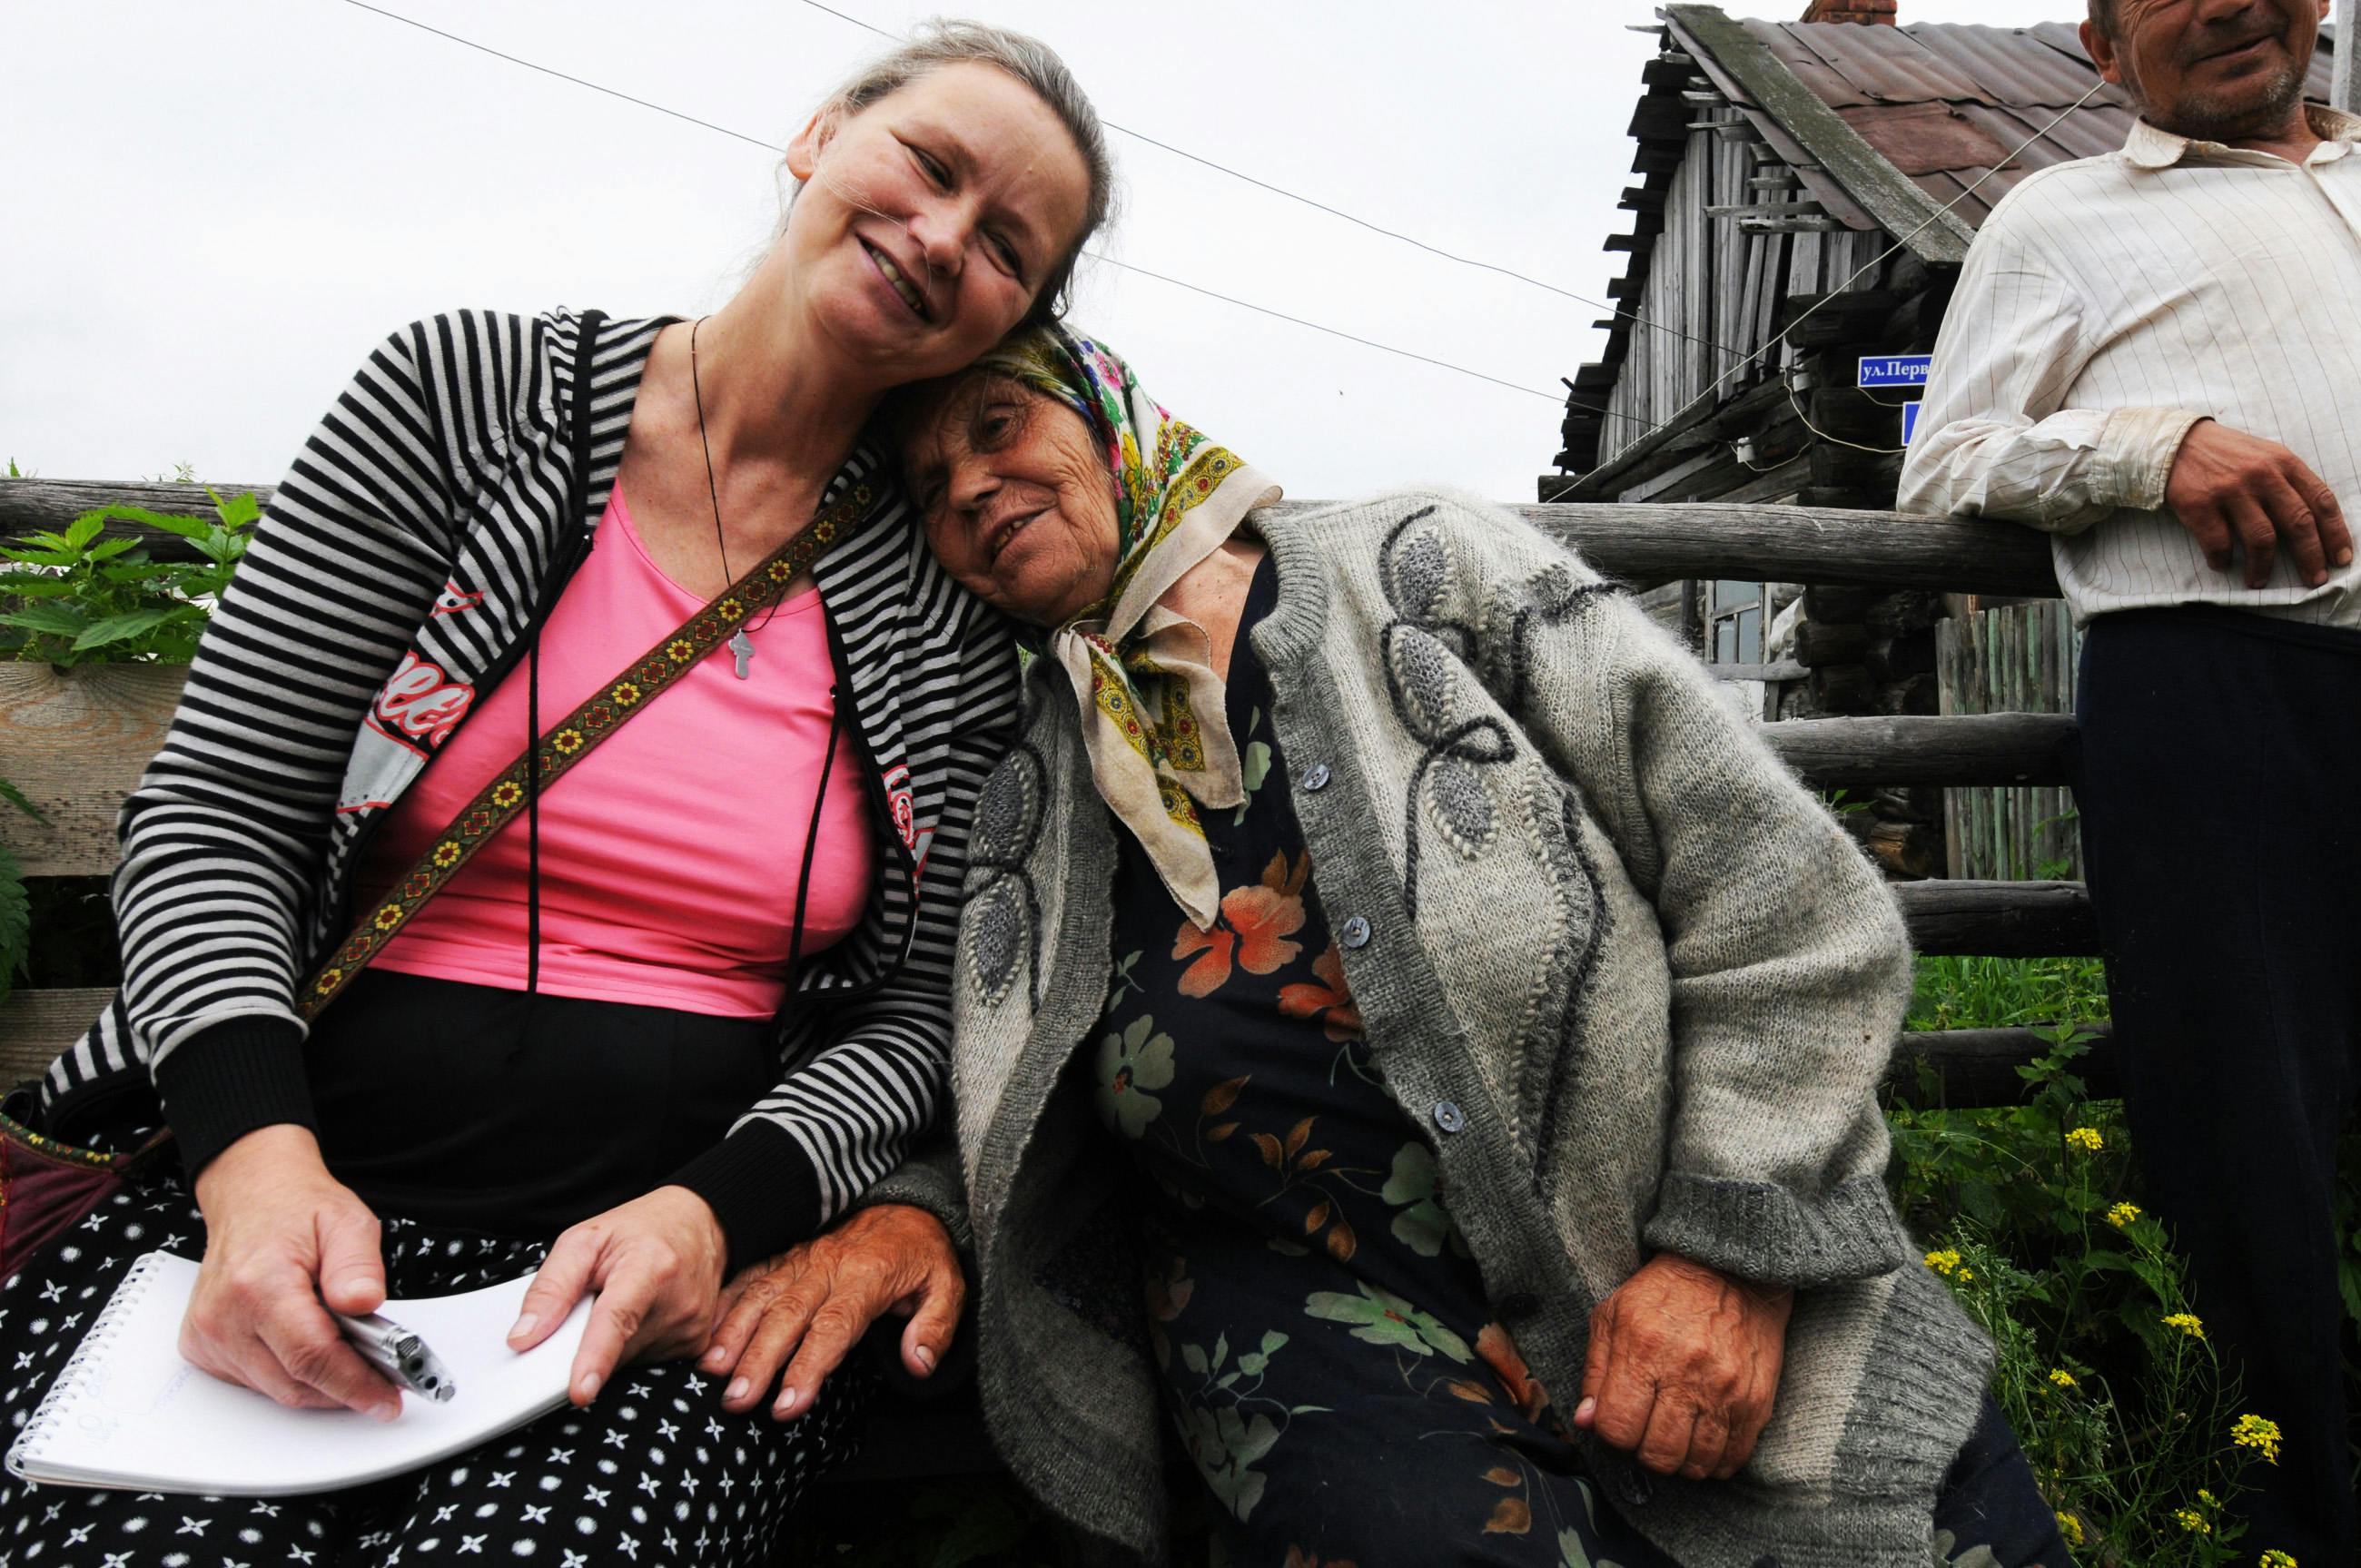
[728, 628, 756, 679]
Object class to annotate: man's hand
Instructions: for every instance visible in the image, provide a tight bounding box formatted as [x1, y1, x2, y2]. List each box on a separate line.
[508, 1185, 728, 1406]
[2166, 419, 2351, 588]
[183, 1123, 402, 1420]
[698, 1203, 963, 1421]
[1573, 1252, 1793, 1481]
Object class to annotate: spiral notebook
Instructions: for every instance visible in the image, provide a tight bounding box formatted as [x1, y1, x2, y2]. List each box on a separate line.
[5, 1251, 593, 1495]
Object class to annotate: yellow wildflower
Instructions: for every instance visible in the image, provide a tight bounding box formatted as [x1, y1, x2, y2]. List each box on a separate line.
[2258, 1553, 2297, 1568]
[2107, 1201, 2141, 1228]
[2197, 1489, 2216, 1504]
[1923, 1249, 1961, 1277]
[2066, 1126, 2104, 1153]
[2163, 1312, 2207, 1340]
[2049, 1369, 2078, 1390]
[2174, 1507, 2209, 1533]
[2055, 1512, 2084, 1548]
[1956, 1267, 1975, 1282]
[2234, 1413, 2284, 1464]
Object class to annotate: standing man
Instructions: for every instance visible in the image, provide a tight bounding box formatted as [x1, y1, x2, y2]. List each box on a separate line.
[1901, 1, 2359, 1558]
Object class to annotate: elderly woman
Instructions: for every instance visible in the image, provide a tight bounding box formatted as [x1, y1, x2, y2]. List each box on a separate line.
[712, 328, 2073, 1566]
[0, 24, 1111, 1566]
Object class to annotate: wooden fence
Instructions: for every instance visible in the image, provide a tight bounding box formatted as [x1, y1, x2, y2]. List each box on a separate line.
[0, 479, 2108, 1104]
[1939, 600, 2083, 882]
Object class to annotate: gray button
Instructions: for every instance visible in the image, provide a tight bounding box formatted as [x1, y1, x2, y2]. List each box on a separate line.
[1339, 915, 1370, 948]
[1498, 1291, 1541, 1319]
[1300, 762, 1331, 791]
[1432, 1100, 1467, 1134]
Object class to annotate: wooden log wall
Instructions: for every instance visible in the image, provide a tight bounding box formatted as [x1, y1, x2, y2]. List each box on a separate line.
[1938, 600, 2083, 881]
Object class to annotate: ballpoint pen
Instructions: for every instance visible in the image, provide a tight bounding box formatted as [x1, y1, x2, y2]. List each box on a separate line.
[332, 1310, 459, 1404]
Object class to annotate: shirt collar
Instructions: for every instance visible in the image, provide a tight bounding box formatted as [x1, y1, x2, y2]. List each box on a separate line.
[2123, 104, 2361, 170]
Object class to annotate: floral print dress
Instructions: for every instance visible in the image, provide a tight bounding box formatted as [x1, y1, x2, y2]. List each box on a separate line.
[1089, 558, 2074, 1568]
[1091, 559, 1673, 1568]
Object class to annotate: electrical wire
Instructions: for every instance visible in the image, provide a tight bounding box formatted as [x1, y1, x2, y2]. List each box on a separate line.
[1786, 376, 1902, 456]
[335, 0, 784, 152]
[789, 0, 1754, 363]
[331, 0, 1586, 406]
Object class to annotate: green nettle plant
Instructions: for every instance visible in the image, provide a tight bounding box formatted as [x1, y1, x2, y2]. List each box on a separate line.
[0, 486, 262, 1002]
[1890, 966, 2326, 1567]
[0, 491, 259, 664]
[0, 780, 40, 1005]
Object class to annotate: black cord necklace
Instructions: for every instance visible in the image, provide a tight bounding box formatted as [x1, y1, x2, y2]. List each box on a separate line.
[689, 315, 775, 679]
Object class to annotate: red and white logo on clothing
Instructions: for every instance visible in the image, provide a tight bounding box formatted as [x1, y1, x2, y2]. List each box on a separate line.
[431, 579, 485, 617]
[365, 650, 475, 756]
[881, 764, 918, 852]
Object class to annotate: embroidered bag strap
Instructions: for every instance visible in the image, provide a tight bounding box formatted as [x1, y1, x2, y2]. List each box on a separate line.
[292, 321, 875, 1021]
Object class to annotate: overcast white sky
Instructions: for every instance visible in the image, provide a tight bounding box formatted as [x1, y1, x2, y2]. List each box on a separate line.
[5, 0, 2095, 504]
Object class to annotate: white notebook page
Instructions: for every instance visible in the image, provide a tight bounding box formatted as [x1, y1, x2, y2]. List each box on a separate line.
[8, 1252, 594, 1496]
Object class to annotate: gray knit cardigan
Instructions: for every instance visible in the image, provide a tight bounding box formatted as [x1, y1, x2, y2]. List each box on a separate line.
[862, 490, 1993, 1567]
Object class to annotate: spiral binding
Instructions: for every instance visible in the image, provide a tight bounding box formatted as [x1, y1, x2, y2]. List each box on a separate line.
[5, 1250, 165, 1483]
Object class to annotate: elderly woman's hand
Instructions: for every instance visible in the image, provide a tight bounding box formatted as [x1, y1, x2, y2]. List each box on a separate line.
[698, 1203, 964, 1421]
[1573, 1251, 1793, 1481]
[507, 1184, 729, 1406]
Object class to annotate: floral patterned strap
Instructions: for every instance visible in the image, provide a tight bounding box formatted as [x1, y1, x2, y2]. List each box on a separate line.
[294, 482, 872, 1021]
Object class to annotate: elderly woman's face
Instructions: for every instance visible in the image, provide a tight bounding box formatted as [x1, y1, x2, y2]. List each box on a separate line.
[906, 375, 1121, 626]
[783, 64, 1092, 386]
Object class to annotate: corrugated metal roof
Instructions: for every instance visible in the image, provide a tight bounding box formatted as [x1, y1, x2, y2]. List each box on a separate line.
[1740, 15, 2340, 229]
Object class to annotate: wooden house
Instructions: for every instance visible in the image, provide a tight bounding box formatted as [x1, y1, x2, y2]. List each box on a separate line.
[1552, 1, 2344, 877]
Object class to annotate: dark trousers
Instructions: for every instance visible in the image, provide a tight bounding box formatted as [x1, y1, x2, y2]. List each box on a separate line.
[2076, 607, 2361, 1564]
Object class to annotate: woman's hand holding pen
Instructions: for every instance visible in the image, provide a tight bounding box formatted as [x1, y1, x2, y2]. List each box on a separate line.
[183, 1123, 404, 1421]
[507, 1184, 728, 1407]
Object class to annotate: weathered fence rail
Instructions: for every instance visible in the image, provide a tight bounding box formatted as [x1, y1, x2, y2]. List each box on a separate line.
[1940, 600, 2083, 880]
[4, 482, 2102, 1105]
[5, 481, 2068, 597]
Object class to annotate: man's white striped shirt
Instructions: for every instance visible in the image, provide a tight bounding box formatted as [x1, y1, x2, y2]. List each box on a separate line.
[1901, 106, 2361, 627]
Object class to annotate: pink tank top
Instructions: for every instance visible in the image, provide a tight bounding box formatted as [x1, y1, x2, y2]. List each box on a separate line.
[359, 489, 875, 1017]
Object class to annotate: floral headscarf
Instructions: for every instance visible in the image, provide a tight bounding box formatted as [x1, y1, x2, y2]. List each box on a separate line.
[978, 325, 1282, 929]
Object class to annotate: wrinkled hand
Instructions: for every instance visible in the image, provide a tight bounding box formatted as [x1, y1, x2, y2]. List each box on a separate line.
[508, 1185, 727, 1406]
[699, 1203, 963, 1421]
[2166, 419, 2351, 588]
[183, 1123, 402, 1420]
[1574, 1252, 1793, 1481]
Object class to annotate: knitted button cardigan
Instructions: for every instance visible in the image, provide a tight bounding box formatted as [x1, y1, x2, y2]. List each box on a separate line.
[863, 490, 1992, 1568]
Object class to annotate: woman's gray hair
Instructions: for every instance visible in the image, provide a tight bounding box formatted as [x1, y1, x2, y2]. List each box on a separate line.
[815, 17, 1116, 325]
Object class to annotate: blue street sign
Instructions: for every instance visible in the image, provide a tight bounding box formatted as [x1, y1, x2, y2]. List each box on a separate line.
[1858, 354, 1931, 390]
[1902, 400, 1922, 445]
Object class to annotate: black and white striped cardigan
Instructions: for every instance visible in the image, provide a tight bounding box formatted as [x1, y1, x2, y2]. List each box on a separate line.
[40, 308, 1022, 1262]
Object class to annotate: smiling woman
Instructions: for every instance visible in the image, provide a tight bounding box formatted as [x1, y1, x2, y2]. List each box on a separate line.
[0, 19, 1117, 1568]
[818, 325, 2078, 1567]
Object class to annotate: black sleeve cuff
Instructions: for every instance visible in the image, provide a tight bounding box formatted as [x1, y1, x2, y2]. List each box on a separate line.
[152, 1016, 316, 1178]
[668, 1121, 825, 1271]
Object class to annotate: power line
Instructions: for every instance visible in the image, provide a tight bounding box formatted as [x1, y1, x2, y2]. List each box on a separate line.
[785, 0, 1746, 362]
[336, 0, 781, 153]
[1097, 260, 1557, 402]
[330, 0, 1578, 405]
